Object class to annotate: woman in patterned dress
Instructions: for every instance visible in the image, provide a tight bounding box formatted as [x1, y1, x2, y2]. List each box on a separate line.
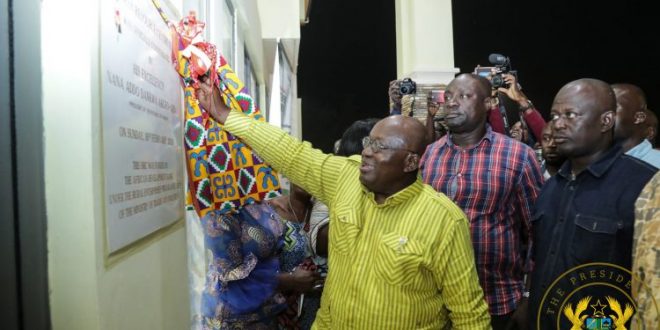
[201, 203, 286, 329]
[200, 189, 320, 330]
[267, 184, 321, 330]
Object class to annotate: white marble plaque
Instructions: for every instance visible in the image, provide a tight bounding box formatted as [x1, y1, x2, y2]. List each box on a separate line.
[101, 0, 183, 253]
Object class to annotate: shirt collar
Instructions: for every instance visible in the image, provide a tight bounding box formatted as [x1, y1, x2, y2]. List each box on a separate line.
[361, 177, 424, 207]
[445, 124, 494, 148]
[557, 143, 623, 180]
[625, 139, 652, 158]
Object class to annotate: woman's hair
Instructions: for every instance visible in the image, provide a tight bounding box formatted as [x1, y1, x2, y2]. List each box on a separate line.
[336, 118, 380, 156]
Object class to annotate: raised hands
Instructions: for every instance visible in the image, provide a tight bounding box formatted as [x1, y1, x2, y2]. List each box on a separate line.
[496, 73, 528, 104]
[195, 76, 231, 124]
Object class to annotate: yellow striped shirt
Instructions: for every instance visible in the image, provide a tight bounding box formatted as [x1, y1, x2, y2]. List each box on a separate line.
[224, 110, 491, 329]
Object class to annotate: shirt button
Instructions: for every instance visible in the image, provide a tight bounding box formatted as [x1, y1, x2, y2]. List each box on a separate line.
[559, 217, 564, 223]
[457, 173, 462, 177]
[550, 250, 555, 255]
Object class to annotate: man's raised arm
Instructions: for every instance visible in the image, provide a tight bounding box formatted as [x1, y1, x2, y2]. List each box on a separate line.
[195, 77, 345, 205]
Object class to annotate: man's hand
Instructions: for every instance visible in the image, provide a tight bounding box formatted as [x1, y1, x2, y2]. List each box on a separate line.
[497, 73, 527, 105]
[195, 76, 231, 124]
[289, 268, 323, 293]
[506, 297, 529, 330]
[427, 99, 440, 117]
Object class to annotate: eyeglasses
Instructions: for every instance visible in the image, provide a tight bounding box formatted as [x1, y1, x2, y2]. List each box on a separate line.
[362, 136, 417, 154]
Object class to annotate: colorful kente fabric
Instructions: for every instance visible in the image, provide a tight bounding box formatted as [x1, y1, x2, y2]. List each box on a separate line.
[181, 58, 281, 217]
[153, 3, 281, 218]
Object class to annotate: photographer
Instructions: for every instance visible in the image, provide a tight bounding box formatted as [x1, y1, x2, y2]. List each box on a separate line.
[488, 73, 545, 146]
[388, 80, 404, 115]
[388, 78, 417, 115]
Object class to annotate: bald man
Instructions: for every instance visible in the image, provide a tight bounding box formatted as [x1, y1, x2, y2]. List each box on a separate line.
[420, 74, 543, 330]
[612, 83, 660, 168]
[530, 79, 657, 328]
[195, 78, 490, 329]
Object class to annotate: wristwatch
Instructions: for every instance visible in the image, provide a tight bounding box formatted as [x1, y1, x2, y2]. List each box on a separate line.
[519, 100, 534, 112]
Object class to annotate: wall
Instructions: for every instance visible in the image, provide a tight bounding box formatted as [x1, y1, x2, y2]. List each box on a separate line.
[42, 0, 189, 329]
[257, 0, 301, 39]
[234, 0, 266, 86]
[257, 0, 301, 122]
[395, 0, 458, 84]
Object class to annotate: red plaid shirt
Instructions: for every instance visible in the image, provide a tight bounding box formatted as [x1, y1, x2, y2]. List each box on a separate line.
[420, 126, 543, 315]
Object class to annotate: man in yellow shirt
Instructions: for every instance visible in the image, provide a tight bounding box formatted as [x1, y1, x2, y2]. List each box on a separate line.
[196, 79, 490, 329]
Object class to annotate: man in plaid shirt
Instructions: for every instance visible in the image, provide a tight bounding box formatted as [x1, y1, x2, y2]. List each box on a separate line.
[420, 73, 544, 330]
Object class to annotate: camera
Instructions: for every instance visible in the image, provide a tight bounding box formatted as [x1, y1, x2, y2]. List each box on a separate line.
[399, 78, 417, 95]
[474, 53, 517, 89]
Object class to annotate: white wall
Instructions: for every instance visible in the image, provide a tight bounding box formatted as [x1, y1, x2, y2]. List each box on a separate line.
[257, 0, 301, 39]
[233, 0, 265, 82]
[42, 0, 189, 329]
[269, 46, 283, 128]
[395, 0, 458, 84]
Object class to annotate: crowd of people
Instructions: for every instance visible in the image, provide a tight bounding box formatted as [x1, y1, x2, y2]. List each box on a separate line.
[195, 68, 659, 329]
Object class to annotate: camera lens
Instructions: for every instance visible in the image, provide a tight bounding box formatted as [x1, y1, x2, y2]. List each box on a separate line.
[398, 78, 416, 95]
[491, 75, 504, 88]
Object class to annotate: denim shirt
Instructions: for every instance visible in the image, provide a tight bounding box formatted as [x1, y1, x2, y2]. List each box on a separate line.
[528, 144, 657, 324]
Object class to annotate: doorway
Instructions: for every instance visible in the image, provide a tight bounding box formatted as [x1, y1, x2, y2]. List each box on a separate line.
[1, 0, 50, 328]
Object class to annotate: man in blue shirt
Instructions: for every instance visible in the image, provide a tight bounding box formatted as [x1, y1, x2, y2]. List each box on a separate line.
[612, 83, 660, 168]
[529, 79, 657, 329]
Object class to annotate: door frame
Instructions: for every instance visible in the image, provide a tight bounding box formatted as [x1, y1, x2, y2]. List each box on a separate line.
[1, 0, 51, 328]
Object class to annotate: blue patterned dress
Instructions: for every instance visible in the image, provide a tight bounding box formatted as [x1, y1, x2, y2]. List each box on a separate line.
[276, 220, 310, 329]
[298, 200, 329, 329]
[200, 203, 287, 329]
[280, 221, 308, 271]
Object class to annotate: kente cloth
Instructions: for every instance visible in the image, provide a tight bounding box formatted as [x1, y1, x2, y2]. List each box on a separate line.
[154, 2, 281, 219]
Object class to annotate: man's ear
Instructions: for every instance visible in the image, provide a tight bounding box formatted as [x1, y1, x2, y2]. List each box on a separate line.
[403, 153, 419, 173]
[633, 111, 647, 125]
[601, 110, 615, 132]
